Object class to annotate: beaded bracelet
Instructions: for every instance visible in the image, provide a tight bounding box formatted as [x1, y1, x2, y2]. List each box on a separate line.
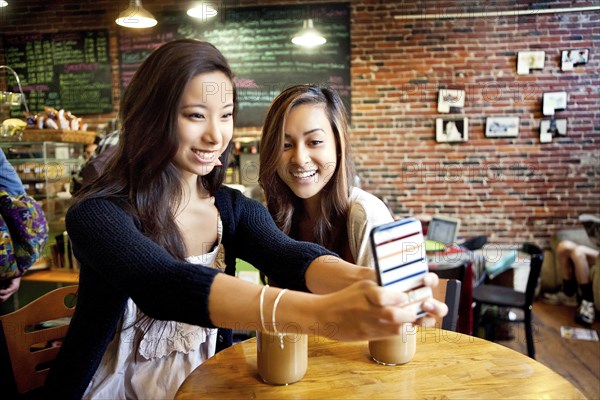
[272, 288, 288, 349]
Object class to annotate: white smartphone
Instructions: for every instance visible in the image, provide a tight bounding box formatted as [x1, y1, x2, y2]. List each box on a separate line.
[370, 217, 432, 317]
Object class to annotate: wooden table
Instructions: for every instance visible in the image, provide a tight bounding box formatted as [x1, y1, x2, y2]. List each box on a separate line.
[176, 328, 585, 399]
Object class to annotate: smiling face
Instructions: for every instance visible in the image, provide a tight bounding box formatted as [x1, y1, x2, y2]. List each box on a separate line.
[276, 103, 338, 203]
[173, 71, 234, 181]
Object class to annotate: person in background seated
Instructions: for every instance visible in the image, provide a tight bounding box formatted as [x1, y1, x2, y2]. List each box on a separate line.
[71, 130, 120, 195]
[259, 84, 394, 268]
[1, 148, 48, 305]
[45, 40, 447, 399]
[543, 240, 598, 326]
[83, 136, 101, 161]
[0, 148, 27, 302]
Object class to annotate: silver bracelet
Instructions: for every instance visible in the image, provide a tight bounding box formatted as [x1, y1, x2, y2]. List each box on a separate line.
[259, 285, 269, 333]
[272, 288, 288, 349]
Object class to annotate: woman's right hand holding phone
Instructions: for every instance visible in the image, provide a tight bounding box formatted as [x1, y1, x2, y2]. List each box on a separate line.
[312, 274, 447, 342]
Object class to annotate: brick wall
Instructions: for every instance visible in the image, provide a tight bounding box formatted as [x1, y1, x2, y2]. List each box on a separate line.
[1, 0, 598, 246]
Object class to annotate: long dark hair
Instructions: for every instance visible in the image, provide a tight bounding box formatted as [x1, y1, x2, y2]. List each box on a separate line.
[74, 39, 237, 260]
[259, 85, 355, 258]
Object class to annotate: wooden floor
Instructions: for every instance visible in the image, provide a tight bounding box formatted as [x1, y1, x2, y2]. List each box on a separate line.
[484, 300, 600, 399]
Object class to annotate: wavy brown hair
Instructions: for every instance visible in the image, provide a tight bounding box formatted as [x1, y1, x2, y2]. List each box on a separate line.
[259, 85, 355, 258]
[74, 39, 237, 261]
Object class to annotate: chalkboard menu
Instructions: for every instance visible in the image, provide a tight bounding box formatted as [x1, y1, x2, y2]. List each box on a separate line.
[119, 3, 350, 127]
[3, 30, 112, 115]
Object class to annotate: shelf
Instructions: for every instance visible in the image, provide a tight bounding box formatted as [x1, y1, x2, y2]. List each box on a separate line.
[23, 129, 96, 144]
[0, 129, 96, 145]
[22, 268, 79, 283]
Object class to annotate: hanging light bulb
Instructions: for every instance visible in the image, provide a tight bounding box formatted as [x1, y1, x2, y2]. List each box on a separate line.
[187, 2, 218, 20]
[115, 0, 157, 29]
[291, 19, 327, 47]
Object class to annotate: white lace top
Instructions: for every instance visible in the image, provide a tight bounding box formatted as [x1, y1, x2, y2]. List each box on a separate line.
[83, 215, 225, 400]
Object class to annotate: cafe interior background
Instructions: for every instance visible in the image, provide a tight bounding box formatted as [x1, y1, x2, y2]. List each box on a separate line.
[1, 0, 599, 325]
[2, 0, 598, 245]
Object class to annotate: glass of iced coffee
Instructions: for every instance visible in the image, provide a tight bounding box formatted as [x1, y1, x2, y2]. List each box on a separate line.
[368, 323, 417, 365]
[256, 331, 308, 385]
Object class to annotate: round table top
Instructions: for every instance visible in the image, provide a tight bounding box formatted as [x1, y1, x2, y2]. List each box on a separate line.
[176, 328, 585, 399]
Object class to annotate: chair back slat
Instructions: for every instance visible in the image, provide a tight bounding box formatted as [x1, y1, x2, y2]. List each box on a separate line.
[431, 279, 448, 329]
[525, 254, 544, 306]
[521, 243, 543, 306]
[431, 278, 461, 331]
[442, 279, 461, 331]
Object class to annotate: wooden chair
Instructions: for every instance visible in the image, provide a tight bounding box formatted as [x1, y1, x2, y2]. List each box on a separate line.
[431, 278, 462, 332]
[0, 285, 78, 397]
[472, 243, 543, 358]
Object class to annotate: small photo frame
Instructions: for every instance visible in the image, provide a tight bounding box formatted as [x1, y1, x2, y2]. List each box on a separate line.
[437, 89, 465, 113]
[436, 117, 469, 143]
[540, 119, 567, 141]
[517, 51, 545, 75]
[485, 117, 520, 138]
[561, 48, 589, 71]
[542, 91, 567, 116]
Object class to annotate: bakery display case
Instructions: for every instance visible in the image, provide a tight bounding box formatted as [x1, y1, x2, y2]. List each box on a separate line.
[0, 140, 85, 238]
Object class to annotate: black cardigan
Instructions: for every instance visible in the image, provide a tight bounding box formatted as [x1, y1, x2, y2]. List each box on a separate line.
[45, 186, 333, 398]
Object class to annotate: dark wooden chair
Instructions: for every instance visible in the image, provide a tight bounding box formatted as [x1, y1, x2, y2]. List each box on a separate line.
[431, 262, 467, 282]
[0, 285, 78, 397]
[432, 278, 462, 332]
[472, 244, 543, 358]
[431, 261, 472, 333]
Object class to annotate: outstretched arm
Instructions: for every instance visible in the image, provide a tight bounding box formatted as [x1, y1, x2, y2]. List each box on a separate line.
[304, 255, 375, 293]
[208, 272, 447, 342]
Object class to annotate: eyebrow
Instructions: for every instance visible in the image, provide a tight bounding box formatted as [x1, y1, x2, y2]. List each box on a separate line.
[284, 128, 325, 137]
[181, 103, 234, 110]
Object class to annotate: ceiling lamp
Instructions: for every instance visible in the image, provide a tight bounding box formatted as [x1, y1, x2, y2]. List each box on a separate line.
[0, 1, 8, 7]
[187, 2, 218, 20]
[115, 0, 157, 29]
[291, 19, 326, 47]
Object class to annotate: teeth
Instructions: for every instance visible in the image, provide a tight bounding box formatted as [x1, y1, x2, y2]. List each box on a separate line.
[292, 170, 317, 179]
[193, 149, 215, 160]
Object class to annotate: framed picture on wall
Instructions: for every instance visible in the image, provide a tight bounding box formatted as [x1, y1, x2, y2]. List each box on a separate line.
[561, 48, 589, 71]
[540, 119, 567, 137]
[542, 91, 567, 116]
[540, 128, 553, 143]
[517, 50, 545, 75]
[437, 89, 465, 113]
[485, 117, 520, 138]
[436, 117, 469, 143]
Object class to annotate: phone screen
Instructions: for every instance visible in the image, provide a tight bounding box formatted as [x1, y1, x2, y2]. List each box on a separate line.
[370, 217, 431, 316]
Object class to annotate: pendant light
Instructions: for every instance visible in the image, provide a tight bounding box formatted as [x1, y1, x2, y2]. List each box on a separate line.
[116, 0, 157, 29]
[291, 19, 326, 47]
[187, 2, 218, 20]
